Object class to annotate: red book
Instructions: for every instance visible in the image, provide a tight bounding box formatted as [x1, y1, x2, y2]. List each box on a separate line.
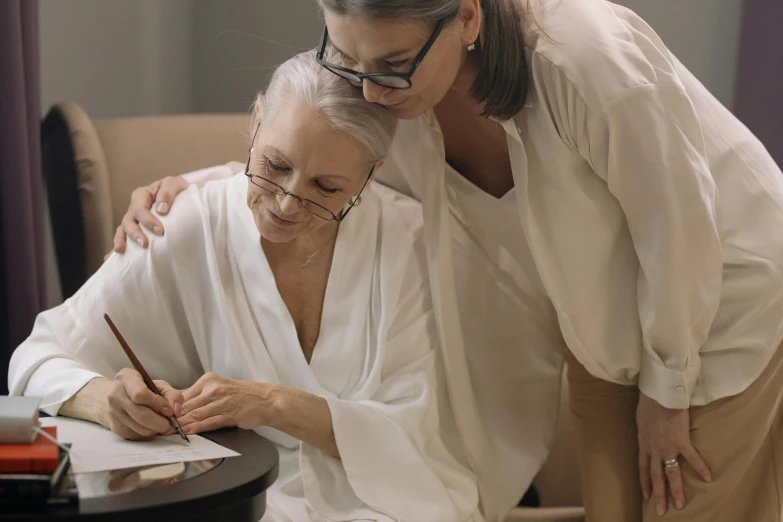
[0, 427, 59, 473]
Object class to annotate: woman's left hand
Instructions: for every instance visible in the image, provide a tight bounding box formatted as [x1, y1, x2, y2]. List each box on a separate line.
[636, 392, 712, 516]
[177, 372, 278, 434]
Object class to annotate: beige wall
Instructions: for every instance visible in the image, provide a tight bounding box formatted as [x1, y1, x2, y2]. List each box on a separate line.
[39, 1, 743, 118]
[40, 0, 193, 118]
[38, 0, 321, 118]
[189, 0, 744, 111]
[615, 0, 743, 107]
[190, 0, 322, 114]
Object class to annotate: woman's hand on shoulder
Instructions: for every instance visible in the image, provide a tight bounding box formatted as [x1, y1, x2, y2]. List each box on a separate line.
[177, 372, 280, 435]
[106, 176, 190, 259]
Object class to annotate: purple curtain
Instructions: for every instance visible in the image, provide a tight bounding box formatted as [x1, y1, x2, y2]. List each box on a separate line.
[0, 0, 46, 394]
[734, 0, 783, 168]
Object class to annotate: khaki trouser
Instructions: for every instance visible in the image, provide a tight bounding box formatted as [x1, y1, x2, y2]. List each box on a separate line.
[566, 343, 783, 522]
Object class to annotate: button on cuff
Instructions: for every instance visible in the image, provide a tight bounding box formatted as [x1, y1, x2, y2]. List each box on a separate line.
[638, 351, 699, 409]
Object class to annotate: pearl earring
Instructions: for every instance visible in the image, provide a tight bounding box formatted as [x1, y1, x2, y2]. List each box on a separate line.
[467, 42, 476, 51]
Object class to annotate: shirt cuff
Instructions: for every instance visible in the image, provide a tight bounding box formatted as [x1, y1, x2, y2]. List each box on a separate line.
[637, 351, 700, 410]
[24, 358, 104, 416]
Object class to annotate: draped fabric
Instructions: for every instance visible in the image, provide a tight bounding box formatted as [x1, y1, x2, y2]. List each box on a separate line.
[9, 170, 482, 522]
[0, 0, 46, 394]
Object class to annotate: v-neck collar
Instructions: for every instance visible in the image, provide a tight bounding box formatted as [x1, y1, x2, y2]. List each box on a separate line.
[259, 223, 347, 371]
[226, 174, 379, 396]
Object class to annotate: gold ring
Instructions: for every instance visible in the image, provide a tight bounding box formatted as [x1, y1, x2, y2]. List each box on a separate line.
[663, 458, 679, 468]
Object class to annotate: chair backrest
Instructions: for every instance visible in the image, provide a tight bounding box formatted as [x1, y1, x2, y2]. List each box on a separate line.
[41, 102, 248, 297]
[93, 113, 250, 229]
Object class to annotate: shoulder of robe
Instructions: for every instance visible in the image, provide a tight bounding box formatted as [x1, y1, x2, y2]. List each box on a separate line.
[151, 179, 229, 257]
[369, 182, 424, 243]
[523, 0, 684, 116]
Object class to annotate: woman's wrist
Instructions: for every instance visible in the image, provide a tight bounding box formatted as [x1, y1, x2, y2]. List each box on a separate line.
[261, 383, 338, 457]
[260, 383, 292, 430]
[59, 377, 113, 428]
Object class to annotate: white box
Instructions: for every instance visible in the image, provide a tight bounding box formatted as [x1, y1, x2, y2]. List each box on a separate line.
[0, 396, 41, 443]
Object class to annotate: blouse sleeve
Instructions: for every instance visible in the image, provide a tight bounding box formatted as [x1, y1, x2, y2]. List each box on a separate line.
[587, 83, 723, 409]
[9, 208, 203, 415]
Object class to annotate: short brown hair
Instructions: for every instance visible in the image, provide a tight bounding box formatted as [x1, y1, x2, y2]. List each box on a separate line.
[318, 0, 530, 120]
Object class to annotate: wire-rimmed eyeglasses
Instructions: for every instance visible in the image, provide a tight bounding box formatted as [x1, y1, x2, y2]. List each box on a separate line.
[244, 125, 373, 222]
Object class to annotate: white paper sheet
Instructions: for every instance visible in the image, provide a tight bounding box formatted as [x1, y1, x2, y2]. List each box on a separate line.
[41, 416, 240, 474]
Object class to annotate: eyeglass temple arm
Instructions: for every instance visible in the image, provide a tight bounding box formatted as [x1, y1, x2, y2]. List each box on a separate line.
[338, 165, 375, 221]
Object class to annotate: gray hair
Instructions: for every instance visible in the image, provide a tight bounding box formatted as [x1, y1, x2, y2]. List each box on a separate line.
[318, 0, 461, 21]
[253, 50, 397, 165]
[317, 0, 530, 120]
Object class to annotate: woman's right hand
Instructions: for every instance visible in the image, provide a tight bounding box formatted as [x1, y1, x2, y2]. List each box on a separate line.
[108, 176, 189, 259]
[102, 368, 185, 441]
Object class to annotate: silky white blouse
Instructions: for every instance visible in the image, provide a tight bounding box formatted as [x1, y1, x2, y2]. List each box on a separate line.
[375, 2, 783, 512]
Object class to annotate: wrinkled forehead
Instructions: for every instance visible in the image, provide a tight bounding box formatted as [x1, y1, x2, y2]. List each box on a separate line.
[254, 101, 370, 173]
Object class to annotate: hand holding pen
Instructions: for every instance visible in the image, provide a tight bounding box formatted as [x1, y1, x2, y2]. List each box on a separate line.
[102, 313, 190, 443]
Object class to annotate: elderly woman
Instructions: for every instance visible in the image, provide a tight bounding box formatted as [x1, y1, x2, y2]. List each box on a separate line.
[113, 1, 783, 521]
[8, 52, 481, 522]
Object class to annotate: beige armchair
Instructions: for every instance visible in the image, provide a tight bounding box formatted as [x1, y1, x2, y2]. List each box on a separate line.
[40, 101, 585, 521]
[41, 101, 249, 297]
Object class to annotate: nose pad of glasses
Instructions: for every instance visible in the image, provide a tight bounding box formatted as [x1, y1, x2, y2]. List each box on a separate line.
[276, 192, 300, 214]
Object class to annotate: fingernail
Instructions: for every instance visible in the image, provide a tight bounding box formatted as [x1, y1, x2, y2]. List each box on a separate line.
[675, 500, 683, 510]
[656, 504, 665, 516]
[162, 407, 173, 416]
[157, 202, 169, 213]
[643, 491, 650, 501]
[153, 225, 163, 235]
[136, 237, 144, 247]
[706, 474, 712, 483]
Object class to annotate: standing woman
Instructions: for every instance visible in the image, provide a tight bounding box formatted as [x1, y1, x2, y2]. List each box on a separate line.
[113, 1, 783, 521]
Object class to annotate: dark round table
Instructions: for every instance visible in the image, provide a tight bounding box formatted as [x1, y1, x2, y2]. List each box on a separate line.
[2, 429, 279, 522]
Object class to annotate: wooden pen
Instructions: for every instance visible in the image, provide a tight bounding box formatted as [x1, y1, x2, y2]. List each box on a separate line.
[103, 313, 190, 443]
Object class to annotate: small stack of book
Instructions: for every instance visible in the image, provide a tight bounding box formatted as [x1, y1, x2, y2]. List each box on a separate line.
[0, 426, 76, 510]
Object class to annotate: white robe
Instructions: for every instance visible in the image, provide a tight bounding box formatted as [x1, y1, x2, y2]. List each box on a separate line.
[127, 160, 567, 522]
[8, 170, 482, 522]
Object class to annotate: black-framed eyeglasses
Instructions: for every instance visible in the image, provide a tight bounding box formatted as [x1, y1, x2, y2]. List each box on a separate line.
[315, 18, 447, 90]
[244, 125, 374, 222]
